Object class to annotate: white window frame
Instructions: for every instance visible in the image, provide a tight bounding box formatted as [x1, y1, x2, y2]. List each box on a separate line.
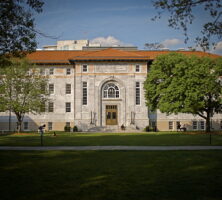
[49, 84, 54, 94]
[200, 121, 205, 130]
[103, 83, 120, 99]
[82, 64, 88, 72]
[169, 121, 173, 130]
[48, 122, 53, 131]
[193, 121, 198, 130]
[48, 102, 54, 112]
[66, 102, 71, 112]
[135, 64, 140, 72]
[82, 82, 87, 105]
[49, 68, 54, 75]
[135, 82, 140, 105]
[66, 84, 71, 94]
[66, 68, 71, 75]
[40, 68, 45, 75]
[23, 122, 29, 130]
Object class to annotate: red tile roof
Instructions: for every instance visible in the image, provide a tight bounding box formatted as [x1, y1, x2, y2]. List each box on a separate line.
[27, 48, 221, 64]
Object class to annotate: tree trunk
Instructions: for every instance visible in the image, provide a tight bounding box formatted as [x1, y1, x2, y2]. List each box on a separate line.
[15, 114, 23, 133]
[206, 111, 211, 133]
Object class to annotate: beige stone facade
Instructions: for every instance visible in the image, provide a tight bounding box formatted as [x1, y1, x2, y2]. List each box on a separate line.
[0, 48, 221, 132]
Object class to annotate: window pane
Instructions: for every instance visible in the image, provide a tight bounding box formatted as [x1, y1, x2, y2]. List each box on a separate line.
[169, 121, 173, 130]
[112, 112, 116, 119]
[66, 84, 71, 94]
[49, 68, 54, 75]
[49, 84, 54, 94]
[83, 65, 88, 72]
[48, 122, 52, 130]
[48, 102, 54, 112]
[24, 122, 28, 130]
[103, 83, 119, 99]
[116, 91, 119, 98]
[66, 102, 71, 112]
[193, 121, 197, 130]
[82, 82, 87, 105]
[136, 82, 140, 105]
[66, 68, 71, 75]
[107, 112, 111, 119]
[136, 65, 140, 72]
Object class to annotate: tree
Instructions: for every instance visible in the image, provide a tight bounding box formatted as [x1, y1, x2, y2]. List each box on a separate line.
[144, 43, 165, 50]
[0, 59, 49, 132]
[152, 0, 222, 51]
[144, 53, 222, 132]
[0, 0, 44, 60]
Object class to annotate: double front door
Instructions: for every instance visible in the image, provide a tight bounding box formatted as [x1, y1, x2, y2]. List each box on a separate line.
[106, 105, 118, 125]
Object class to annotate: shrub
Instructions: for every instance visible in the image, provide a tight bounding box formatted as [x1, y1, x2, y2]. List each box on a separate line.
[73, 126, 78, 132]
[144, 126, 150, 132]
[64, 126, 71, 132]
[121, 124, 125, 130]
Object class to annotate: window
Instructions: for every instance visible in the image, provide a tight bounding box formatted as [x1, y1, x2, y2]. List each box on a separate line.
[66, 122, 70, 127]
[66, 68, 71, 75]
[66, 84, 71, 94]
[169, 121, 173, 130]
[24, 122, 28, 130]
[66, 102, 71, 112]
[48, 122, 53, 131]
[49, 68, 54, 75]
[82, 65, 88, 72]
[220, 120, 222, 130]
[103, 83, 119, 98]
[200, 121, 205, 130]
[49, 84, 54, 94]
[135, 65, 140, 72]
[136, 82, 140, 105]
[63, 45, 69, 50]
[193, 121, 197, 130]
[151, 121, 156, 128]
[83, 82, 87, 105]
[48, 102, 54, 112]
[40, 68, 45, 75]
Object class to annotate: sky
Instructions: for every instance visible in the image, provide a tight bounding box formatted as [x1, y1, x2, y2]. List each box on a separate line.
[34, 0, 222, 55]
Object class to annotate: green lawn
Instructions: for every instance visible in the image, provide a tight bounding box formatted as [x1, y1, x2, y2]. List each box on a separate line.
[0, 132, 222, 146]
[1, 150, 222, 200]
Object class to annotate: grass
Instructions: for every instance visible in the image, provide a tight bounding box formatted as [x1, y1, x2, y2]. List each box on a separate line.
[1, 150, 222, 200]
[0, 132, 222, 146]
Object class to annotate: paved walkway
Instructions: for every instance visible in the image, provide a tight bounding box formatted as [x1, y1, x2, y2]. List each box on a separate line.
[0, 146, 222, 151]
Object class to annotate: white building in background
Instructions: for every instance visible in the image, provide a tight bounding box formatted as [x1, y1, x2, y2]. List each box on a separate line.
[0, 46, 221, 132]
[43, 40, 94, 51]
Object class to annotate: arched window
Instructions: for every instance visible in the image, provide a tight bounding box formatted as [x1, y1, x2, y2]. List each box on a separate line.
[103, 83, 119, 98]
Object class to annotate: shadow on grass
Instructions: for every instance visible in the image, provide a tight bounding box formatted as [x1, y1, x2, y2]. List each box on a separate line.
[1, 150, 222, 200]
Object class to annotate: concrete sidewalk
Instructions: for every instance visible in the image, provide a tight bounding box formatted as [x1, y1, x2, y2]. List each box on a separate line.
[0, 146, 222, 151]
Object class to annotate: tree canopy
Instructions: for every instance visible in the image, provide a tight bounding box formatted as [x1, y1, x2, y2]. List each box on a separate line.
[144, 53, 222, 132]
[0, 59, 49, 132]
[144, 43, 165, 50]
[152, 0, 222, 51]
[0, 0, 44, 59]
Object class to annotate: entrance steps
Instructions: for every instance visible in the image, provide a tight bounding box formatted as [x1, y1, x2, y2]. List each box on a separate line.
[87, 125, 142, 133]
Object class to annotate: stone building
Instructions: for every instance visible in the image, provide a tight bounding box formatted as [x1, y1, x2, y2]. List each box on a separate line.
[0, 48, 221, 132]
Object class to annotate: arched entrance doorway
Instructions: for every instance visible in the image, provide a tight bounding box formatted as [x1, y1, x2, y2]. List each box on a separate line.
[99, 79, 126, 127]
